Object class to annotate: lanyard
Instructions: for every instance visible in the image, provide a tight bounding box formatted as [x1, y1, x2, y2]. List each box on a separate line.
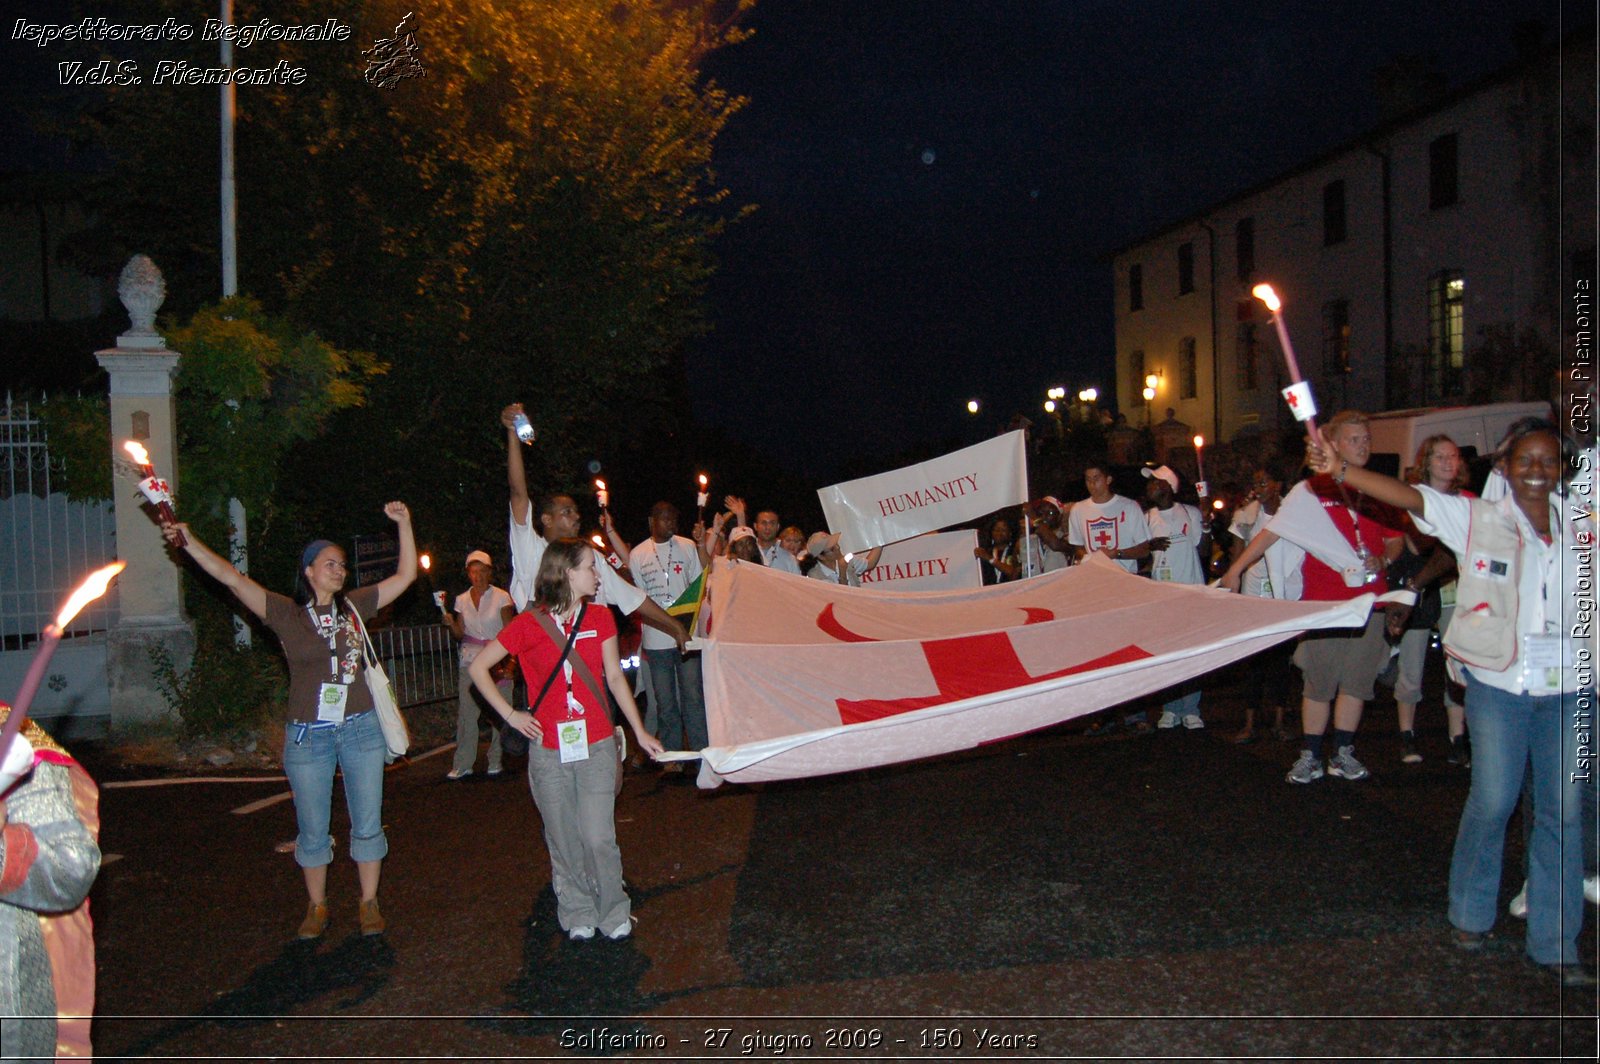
[556, 610, 582, 717]
[305, 603, 343, 681]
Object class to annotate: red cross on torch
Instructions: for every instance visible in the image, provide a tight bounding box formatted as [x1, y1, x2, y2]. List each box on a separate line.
[1252, 283, 1318, 437]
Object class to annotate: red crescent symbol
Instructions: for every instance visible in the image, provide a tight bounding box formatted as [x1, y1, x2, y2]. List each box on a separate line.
[816, 603, 1055, 642]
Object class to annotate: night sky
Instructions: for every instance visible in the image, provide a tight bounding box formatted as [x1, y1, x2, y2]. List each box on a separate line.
[691, 0, 1571, 480]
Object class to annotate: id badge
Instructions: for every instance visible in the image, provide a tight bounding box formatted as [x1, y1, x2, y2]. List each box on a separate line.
[1261, 577, 1273, 597]
[317, 682, 349, 723]
[1153, 566, 1173, 582]
[1522, 633, 1569, 695]
[557, 718, 590, 763]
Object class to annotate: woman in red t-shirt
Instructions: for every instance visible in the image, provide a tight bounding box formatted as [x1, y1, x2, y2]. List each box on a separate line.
[470, 538, 663, 941]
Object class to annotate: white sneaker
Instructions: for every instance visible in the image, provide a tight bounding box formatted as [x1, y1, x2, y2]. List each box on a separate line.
[445, 767, 472, 781]
[1181, 714, 1205, 730]
[1156, 711, 1180, 729]
[604, 916, 636, 941]
[1508, 880, 1528, 919]
[568, 925, 596, 940]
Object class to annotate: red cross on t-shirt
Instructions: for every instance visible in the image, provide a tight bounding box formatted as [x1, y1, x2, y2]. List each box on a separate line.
[1093, 529, 1113, 548]
[1474, 558, 1487, 572]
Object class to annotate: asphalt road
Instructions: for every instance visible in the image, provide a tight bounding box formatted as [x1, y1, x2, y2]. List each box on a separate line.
[78, 672, 1597, 1061]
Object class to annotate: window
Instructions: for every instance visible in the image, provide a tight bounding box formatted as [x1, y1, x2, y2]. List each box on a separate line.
[1129, 349, 1145, 402]
[1236, 321, 1259, 391]
[1322, 299, 1351, 376]
[1429, 133, 1458, 210]
[1178, 337, 1198, 399]
[1235, 217, 1254, 283]
[1428, 270, 1466, 397]
[1177, 242, 1194, 295]
[1323, 180, 1346, 245]
[1128, 263, 1143, 311]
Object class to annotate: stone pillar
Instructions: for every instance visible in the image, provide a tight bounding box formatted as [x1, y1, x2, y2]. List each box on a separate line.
[94, 255, 194, 727]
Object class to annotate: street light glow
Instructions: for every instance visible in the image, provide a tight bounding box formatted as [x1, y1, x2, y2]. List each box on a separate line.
[1144, 373, 1160, 390]
[966, 399, 980, 414]
[1142, 386, 1156, 401]
[1078, 387, 1098, 402]
[1047, 386, 1065, 400]
[1044, 400, 1057, 413]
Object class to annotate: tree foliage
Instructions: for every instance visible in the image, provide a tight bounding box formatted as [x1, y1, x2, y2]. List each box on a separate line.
[58, 0, 752, 577]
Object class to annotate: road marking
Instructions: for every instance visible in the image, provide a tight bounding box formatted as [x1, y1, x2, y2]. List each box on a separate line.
[229, 743, 457, 816]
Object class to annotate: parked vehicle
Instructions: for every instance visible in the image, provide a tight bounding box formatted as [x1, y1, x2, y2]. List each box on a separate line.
[1365, 401, 1552, 487]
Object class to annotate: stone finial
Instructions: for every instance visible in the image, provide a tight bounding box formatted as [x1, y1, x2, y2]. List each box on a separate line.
[117, 254, 167, 347]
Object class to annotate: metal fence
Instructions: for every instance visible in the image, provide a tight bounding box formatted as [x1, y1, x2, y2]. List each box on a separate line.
[372, 622, 458, 709]
[0, 394, 117, 649]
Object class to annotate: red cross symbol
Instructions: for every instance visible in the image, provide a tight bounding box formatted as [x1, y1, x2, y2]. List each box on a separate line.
[1093, 529, 1113, 548]
[1286, 391, 1300, 409]
[1474, 558, 1487, 572]
[671, 562, 684, 576]
[833, 628, 1151, 724]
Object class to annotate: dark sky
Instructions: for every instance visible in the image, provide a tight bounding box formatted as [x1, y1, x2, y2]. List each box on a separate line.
[690, 0, 1573, 480]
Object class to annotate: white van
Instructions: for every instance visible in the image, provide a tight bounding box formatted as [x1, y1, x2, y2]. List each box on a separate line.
[1365, 401, 1552, 481]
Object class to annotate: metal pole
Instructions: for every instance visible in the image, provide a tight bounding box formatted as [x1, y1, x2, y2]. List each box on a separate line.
[221, 2, 248, 645]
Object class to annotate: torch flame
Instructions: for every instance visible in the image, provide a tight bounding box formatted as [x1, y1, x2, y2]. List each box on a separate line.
[1251, 283, 1281, 312]
[123, 440, 151, 465]
[1193, 435, 1205, 449]
[591, 535, 605, 548]
[698, 474, 708, 488]
[55, 561, 126, 628]
[595, 479, 606, 490]
[419, 554, 431, 571]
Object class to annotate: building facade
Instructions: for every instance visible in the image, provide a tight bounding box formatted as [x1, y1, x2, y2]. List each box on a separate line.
[1112, 31, 1595, 443]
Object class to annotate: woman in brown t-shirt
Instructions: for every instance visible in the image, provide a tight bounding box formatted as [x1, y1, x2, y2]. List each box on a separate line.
[163, 502, 417, 940]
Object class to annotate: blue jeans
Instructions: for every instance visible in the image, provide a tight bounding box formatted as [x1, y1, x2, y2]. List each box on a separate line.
[282, 710, 389, 868]
[644, 647, 707, 752]
[1447, 674, 1586, 964]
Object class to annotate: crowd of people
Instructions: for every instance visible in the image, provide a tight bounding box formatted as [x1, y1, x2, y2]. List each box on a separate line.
[4, 402, 1588, 1057]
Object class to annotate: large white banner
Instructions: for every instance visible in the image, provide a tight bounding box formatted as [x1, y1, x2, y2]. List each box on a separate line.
[857, 531, 982, 591]
[679, 554, 1373, 787]
[818, 431, 1028, 552]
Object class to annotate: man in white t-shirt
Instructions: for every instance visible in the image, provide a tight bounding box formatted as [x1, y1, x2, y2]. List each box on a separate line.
[501, 404, 686, 638]
[1069, 462, 1153, 735]
[1067, 462, 1151, 573]
[629, 501, 708, 762]
[440, 550, 515, 779]
[1142, 465, 1209, 729]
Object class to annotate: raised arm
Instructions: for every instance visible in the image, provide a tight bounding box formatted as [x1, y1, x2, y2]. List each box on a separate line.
[372, 501, 418, 610]
[1305, 427, 1425, 516]
[163, 522, 269, 619]
[502, 403, 531, 526]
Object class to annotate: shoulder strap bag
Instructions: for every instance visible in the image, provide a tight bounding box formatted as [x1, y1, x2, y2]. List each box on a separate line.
[349, 603, 411, 760]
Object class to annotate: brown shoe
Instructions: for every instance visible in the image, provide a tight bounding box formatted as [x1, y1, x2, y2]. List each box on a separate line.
[297, 901, 329, 940]
[359, 898, 386, 936]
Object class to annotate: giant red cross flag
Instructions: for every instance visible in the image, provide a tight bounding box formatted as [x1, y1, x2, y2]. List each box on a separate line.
[679, 553, 1373, 787]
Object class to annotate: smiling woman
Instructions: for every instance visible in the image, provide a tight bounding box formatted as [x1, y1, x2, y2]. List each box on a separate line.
[1304, 418, 1597, 986]
[161, 502, 418, 942]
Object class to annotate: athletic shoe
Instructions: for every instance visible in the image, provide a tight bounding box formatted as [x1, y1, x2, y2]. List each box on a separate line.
[1156, 711, 1180, 729]
[1327, 746, 1370, 781]
[1509, 879, 1528, 918]
[1447, 734, 1471, 767]
[1181, 714, 1205, 730]
[1451, 927, 1487, 952]
[486, 766, 504, 777]
[1286, 752, 1324, 785]
[568, 925, 596, 940]
[297, 901, 329, 940]
[604, 916, 636, 941]
[1400, 732, 1422, 764]
[446, 767, 472, 781]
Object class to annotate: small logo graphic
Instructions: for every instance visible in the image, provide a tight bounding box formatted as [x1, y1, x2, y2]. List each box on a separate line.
[47, 673, 68, 693]
[362, 12, 425, 88]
